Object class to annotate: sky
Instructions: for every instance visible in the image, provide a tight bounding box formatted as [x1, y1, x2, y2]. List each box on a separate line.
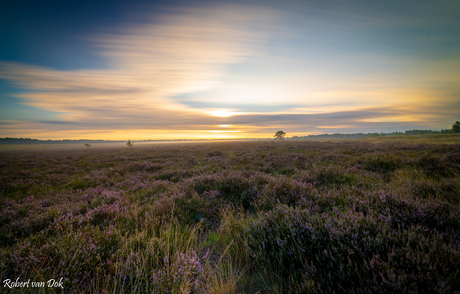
[1, 0, 459, 140]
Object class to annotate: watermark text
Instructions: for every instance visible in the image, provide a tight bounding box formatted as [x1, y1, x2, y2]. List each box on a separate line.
[3, 278, 64, 289]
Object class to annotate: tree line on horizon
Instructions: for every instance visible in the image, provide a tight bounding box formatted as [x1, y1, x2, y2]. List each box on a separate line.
[289, 129, 449, 140]
[290, 121, 460, 139]
[1, 122, 459, 144]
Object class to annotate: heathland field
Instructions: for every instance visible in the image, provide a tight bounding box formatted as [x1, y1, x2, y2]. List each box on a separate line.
[1, 137, 460, 293]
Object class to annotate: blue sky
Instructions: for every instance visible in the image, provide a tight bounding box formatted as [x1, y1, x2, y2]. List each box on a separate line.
[1, 0, 459, 139]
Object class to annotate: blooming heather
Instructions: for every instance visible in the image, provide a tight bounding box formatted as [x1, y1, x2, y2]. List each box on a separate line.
[0, 139, 459, 293]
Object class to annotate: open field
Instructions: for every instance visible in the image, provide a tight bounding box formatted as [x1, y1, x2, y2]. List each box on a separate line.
[1, 137, 460, 293]
[0, 139, 269, 152]
[361, 133, 460, 145]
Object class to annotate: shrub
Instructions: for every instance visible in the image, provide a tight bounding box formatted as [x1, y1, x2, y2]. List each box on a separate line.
[207, 150, 223, 157]
[151, 250, 211, 293]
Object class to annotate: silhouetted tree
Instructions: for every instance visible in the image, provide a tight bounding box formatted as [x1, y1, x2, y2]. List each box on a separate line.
[127, 139, 133, 147]
[274, 131, 286, 140]
[452, 121, 460, 133]
[84, 143, 91, 147]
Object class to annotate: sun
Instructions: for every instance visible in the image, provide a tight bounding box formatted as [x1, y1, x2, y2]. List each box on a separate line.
[208, 109, 243, 117]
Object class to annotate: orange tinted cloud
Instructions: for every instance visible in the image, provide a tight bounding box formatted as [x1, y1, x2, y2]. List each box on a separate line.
[0, 5, 276, 129]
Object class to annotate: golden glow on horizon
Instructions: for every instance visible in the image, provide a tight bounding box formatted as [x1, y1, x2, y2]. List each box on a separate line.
[0, 127, 280, 140]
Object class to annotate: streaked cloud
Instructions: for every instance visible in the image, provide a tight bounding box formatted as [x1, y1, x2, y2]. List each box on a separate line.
[0, 5, 277, 137]
[318, 125, 355, 129]
[0, 1, 459, 139]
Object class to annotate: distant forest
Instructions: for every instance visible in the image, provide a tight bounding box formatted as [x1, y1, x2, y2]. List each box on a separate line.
[290, 128, 453, 140]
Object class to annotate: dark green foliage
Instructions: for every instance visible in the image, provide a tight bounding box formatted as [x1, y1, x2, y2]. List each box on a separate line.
[453, 121, 460, 133]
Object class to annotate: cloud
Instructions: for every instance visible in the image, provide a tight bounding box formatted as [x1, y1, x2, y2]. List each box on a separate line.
[0, 2, 459, 139]
[0, 5, 276, 127]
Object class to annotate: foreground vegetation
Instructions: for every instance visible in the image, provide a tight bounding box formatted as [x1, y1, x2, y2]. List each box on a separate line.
[1, 137, 460, 293]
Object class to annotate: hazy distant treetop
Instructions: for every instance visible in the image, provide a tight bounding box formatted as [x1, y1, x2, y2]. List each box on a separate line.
[452, 121, 460, 133]
[127, 139, 134, 147]
[274, 131, 286, 140]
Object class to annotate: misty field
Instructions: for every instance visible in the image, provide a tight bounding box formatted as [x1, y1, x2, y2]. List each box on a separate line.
[1, 138, 460, 293]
